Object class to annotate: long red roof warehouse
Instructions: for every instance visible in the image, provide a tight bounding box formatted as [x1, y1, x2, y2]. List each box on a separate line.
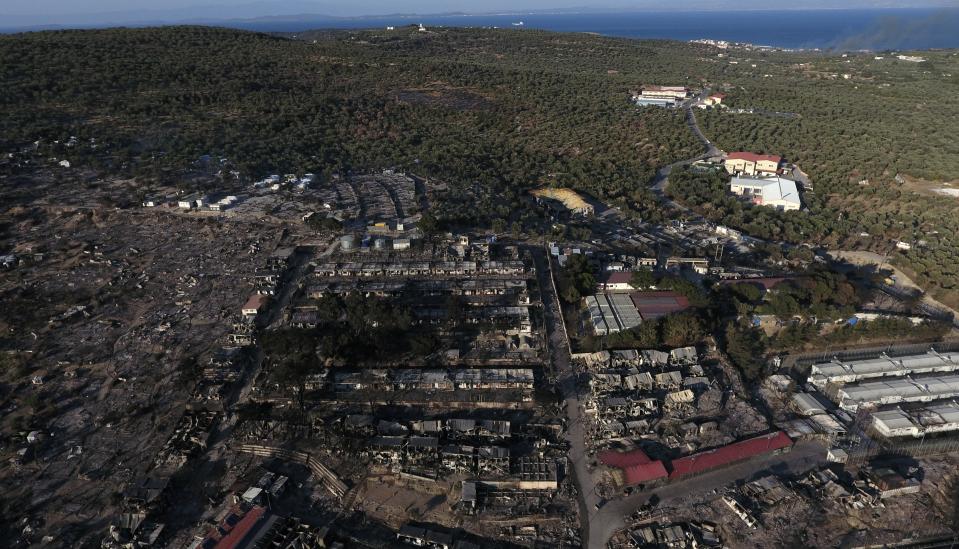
[630, 291, 690, 320]
[598, 448, 668, 485]
[202, 505, 267, 549]
[668, 431, 793, 479]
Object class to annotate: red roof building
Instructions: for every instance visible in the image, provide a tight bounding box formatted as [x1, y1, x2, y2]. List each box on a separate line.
[599, 448, 668, 485]
[199, 505, 268, 549]
[668, 431, 793, 479]
[241, 294, 268, 316]
[726, 152, 782, 164]
[629, 291, 691, 320]
[599, 271, 635, 290]
[705, 93, 727, 105]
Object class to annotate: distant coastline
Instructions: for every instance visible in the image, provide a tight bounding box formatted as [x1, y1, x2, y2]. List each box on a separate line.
[4, 8, 959, 51]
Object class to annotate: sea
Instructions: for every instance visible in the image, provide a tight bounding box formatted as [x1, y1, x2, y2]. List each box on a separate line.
[237, 8, 959, 51]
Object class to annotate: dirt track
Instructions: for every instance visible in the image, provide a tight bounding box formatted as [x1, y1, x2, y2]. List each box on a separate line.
[829, 249, 959, 326]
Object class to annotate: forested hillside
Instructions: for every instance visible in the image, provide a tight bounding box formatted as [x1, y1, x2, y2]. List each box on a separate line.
[3, 25, 959, 304]
[0, 26, 702, 211]
[690, 50, 959, 306]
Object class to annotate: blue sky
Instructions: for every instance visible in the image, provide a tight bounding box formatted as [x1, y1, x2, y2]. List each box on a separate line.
[6, 0, 957, 16]
[3, 0, 957, 27]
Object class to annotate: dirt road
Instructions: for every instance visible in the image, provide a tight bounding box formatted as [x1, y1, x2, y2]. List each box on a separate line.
[829, 250, 959, 326]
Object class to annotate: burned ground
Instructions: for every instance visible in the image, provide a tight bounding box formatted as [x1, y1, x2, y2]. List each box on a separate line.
[395, 87, 494, 112]
[0, 180, 284, 544]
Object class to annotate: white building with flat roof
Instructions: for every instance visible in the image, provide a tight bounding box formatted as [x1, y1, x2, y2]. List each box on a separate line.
[837, 374, 959, 412]
[872, 409, 919, 438]
[729, 176, 801, 211]
[872, 402, 959, 438]
[792, 393, 827, 416]
[808, 351, 959, 387]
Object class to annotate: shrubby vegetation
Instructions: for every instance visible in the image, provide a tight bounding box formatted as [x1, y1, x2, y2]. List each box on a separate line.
[718, 267, 866, 321]
[667, 166, 835, 243]
[692, 50, 959, 306]
[590, 312, 705, 351]
[723, 323, 768, 381]
[669, 156, 959, 308]
[556, 254, 597, 305]
[770, 317, 951, 351]
[0, 26, 700, 227]
[6, 27, 956, 302]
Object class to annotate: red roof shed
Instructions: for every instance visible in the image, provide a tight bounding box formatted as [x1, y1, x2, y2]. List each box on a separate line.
[599, 448, 668, 485]
[629, 291, 691, 320]
[601, 272, 634, 286]
[668, 431, 792, 479]
[216, 506, 266, 549]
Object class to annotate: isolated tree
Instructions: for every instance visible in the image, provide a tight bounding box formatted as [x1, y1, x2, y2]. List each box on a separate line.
[724, 324, 767, 381]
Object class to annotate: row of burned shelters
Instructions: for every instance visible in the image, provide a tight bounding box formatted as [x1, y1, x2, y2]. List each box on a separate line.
[312, 260, 527, 278]
[331, 368, 535, 392]
[306, 278, 530, 300]
[576, 347, 708, 437]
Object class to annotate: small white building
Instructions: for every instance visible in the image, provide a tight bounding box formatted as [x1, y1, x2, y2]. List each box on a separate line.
[792, 393, 827, 417]
[598, 272, 634, 291]
[827, 448, 848, 463]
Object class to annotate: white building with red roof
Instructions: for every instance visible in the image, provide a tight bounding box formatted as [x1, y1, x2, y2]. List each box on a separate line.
[724, 151, 782, 176]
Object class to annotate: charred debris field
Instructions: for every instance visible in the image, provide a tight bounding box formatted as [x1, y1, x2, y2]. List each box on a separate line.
[2, 24, 959, 549]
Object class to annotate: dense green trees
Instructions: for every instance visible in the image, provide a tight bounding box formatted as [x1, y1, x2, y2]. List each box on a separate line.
[724, 324, 768, 381]
[601, 312, 704, 350]
[690, 51, 959, 306]
[629, 268, 655, 289]
[556, 254, 596, 305]
[0, 26, 700, 223]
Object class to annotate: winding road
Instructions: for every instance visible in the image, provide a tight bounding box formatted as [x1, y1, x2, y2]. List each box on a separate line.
[649, 97, 722, 200]
[538, 96, 830, 548]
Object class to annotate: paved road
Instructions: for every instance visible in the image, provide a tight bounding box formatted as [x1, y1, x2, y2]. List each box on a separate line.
[829, 249, 959, 327]
[530, 245, 600, 547]
[570, 95, 828, 547]
[649, 101, 721, 210]
[587, 440, 827, 548]
[200, 242, 316, 458]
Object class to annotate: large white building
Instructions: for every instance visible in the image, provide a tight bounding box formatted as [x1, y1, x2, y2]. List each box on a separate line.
[640, 85, 689, 100]
[872, 402, 959, 438]
[632, 85, 689, 108]
[729, 176, 802, 211]
[808, 351, 959, 388]
[836, 374, 959, 412]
